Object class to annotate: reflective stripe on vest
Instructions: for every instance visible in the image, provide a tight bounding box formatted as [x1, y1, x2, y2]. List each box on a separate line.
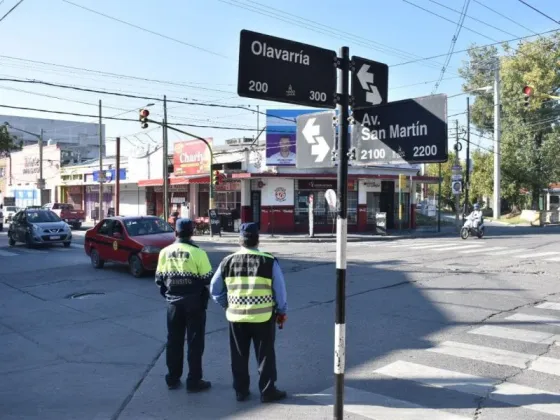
[224, 248, 275, 323]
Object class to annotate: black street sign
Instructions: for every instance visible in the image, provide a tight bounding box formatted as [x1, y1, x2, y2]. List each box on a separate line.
[238, 29, 337, 109]
[352, 94, 448, 164]
[351, 56, 389, 110]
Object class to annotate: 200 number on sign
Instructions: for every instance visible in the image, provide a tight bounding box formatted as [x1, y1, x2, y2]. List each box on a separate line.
[309, 91, 327, 102]
[361, 149, 386, 160]
[249, 80, 268, 93]
[413, 145, 437, 157]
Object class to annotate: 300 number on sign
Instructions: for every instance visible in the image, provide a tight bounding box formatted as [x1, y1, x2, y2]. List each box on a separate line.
[249, 80, 268, 93]
[361, 149, 386, 160]
[413, 145, 437, 157]
[309, 91, 327, 102]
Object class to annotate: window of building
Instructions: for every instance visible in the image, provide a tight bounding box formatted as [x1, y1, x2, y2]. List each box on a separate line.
[294, 189, 358, 225]
[366, 192, 381, 224]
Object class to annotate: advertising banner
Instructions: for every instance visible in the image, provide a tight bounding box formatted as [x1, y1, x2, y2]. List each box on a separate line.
[173, 138, 213, 177]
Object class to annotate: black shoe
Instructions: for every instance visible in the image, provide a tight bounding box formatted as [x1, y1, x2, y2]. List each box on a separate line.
[261, 389, 287, 403]
[236, 390, 250, 402]
[167, 379, 182, 390]
[186, 379, 212, 393]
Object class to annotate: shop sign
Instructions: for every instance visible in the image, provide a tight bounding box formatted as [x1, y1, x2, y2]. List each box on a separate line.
[297, 179, 357, 191]
[23, 157, 40, 175]
[173, 138, 213, 177]
[361, 179, 381, 192]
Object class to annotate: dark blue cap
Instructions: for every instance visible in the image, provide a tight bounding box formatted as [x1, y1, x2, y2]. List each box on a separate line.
[239, 222, 259, 237]
[175, 218, 194, 235]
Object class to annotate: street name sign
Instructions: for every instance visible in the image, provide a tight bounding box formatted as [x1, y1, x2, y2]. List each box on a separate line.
[351, 94, 448, 165]
[238, 30, 337, 109]
[351, 56, 389, 110]
[296, 111, 336, 168]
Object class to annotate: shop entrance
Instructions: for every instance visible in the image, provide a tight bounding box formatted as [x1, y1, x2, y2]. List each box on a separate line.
[380, 181, 395, 229]
[251, 190, 261, 229]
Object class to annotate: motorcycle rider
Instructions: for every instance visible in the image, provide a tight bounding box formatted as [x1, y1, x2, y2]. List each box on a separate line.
[467, 203, 483, 229]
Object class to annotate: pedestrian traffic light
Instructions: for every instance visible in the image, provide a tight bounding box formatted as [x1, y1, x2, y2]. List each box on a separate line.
[139, 109, 150, 128]
[213, 170, 221, 185]
[523, 85, 534, 107]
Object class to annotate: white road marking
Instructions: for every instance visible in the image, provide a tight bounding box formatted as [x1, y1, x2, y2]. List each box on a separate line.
[303, 386, 469, 420]
[544, 257, 560, 262]
[375, 361, 560, 416]
[516, 252, 560, 259]
[427, 341, 560, 376]
[506, 313, 560, 326]
[0, 250, 18, 257]
[468, 325, 560, 345]
[15, 248, 47, 253]
[536, 302, 560, 311]
[489, 249, 528, 256]
[459, 247, 506, 254]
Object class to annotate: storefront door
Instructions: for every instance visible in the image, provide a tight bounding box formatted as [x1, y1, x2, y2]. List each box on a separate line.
[251, 191, 261, 228]
[380, 181, 395, 229]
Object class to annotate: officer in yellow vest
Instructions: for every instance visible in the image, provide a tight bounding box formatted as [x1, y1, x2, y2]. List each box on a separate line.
[155, 218, 213, 393]
[210, 222, 288, 403]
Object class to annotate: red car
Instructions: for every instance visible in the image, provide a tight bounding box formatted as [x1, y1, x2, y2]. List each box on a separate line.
[84, 216, 176, 277]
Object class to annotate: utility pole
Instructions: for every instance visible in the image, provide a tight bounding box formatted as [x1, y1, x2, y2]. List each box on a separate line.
[115, 137, 121, 216]
[38, 128, 44, 205]
[163, 95, 169, 221]
[437, 163, 442, 232]
[334, 45, 349, 420]
[455, 120, 460, 230]
[493, 60, 501, 220]
[464, 96, 471, 220]
[98, 100, 104, 220]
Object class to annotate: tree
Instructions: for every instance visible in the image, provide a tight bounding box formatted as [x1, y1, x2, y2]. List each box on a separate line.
[459, 33, 560, 210]
[469, 149, 493, 206]
[425, 151, 460, 211]
[0, 124, 22, 157]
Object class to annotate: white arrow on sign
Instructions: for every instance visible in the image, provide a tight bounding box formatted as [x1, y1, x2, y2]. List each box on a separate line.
[302, 117, 330, 163]
[357, 64, 382, 105]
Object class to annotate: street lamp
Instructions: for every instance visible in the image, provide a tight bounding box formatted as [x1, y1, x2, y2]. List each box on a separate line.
[4, 122, 45, 204]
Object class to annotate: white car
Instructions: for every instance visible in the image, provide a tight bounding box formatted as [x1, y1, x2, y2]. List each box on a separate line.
[4, 206, 20, 226]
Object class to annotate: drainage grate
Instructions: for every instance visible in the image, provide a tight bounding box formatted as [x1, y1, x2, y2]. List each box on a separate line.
[67, 292, 105, 299]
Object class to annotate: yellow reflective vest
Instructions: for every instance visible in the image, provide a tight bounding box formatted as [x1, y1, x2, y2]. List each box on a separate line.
[221, 248, 275, 323]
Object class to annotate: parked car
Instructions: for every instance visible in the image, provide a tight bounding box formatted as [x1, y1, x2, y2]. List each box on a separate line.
[8, 208, 72, 248]
[4, 206, 21, 225]
[42, 203, 86, 229]
[84, 216, 175, 277]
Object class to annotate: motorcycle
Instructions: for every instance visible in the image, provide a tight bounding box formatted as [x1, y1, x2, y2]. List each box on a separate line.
[460, 215, 485, 240]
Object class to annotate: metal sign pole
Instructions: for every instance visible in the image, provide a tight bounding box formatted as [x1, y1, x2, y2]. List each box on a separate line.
[334, 45, 350, 420]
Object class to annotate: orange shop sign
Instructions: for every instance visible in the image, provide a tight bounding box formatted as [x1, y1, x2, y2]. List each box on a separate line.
[173, 138, 213, 177]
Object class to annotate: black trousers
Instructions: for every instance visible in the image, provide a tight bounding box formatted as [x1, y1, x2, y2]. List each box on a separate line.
[166, 301, 206, 386]
[229, 315, 277, 395]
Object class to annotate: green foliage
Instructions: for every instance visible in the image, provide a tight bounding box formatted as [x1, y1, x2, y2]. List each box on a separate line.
[469, 149, 493, 205]
[0, 124, 22, 157]
[459, 33, 560, 208]
[425, 152, 462, 211]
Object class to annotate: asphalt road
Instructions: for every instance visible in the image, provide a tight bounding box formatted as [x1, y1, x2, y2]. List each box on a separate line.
[1, 225, 560, 419]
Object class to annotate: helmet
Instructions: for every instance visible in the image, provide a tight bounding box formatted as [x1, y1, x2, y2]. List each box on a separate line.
[473, 203, 480, 210]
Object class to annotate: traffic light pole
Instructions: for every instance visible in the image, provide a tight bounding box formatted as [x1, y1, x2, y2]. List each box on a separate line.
[163, 96, 170, 222]
[464, 96, 471, 219]
[98, 100, 104, 221]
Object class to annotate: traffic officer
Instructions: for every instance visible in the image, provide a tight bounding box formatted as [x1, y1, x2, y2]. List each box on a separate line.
[210, 222, 288, 403]
[155, 218, 213, 393]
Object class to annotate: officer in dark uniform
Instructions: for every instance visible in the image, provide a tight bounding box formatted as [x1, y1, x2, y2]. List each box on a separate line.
[155, 218, 213, 392]
[210, 222, 288, 403]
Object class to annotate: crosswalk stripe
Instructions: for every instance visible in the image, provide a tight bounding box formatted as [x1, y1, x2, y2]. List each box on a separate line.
[536, 302, 560, 311]
[15, 248, 47, 253]
[304, 386, 469, 419]
[459, 246, 506, 254]
[506, 313, 560, 326]
[489, 249, 528, 256]
[375, 361, 560, 416]
[0, 249, 18, 257]
[468, 325, 560, 345]
[386, 242, 442, 248]
[545, 257, 560, 262]
[427, 341, 560, 376]
[516, 252, 560, 259]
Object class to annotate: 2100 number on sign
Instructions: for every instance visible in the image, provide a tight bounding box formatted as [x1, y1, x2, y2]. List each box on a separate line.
[361, 149, 386, 160]
[413, 145, 437, 157]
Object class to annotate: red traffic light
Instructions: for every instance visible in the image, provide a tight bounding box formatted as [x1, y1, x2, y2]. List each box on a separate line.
[523, 86, 534, 96]
[140, 109, 150, 118]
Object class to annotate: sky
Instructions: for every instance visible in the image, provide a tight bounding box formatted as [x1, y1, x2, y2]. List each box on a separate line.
[0, 0, 557, 161]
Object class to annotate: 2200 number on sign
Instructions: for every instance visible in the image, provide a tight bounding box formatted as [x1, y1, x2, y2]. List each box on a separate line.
[413, 145, 437, 157]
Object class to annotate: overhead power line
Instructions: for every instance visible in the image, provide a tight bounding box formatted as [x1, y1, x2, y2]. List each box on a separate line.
[472, 0, 539, 35]
[0, 0, 25, 23]
[517, 0, 560, 26]
[427, 0, 520, 38]
[60, 0, 232, 60]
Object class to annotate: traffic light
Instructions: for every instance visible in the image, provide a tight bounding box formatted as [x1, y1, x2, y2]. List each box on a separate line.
[523, 85, 534, 108]
[139, 109, 150, 128]
[213, 170, 221, 185]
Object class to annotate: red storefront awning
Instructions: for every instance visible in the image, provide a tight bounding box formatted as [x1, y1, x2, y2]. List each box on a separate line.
[138, 174, 210, 187]
[230, 172, 440, 183]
